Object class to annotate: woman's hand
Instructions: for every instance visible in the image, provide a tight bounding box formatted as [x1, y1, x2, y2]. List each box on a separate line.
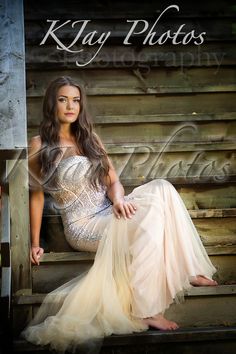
[112, 198, 137, 220]
[30, 246, 44, 265]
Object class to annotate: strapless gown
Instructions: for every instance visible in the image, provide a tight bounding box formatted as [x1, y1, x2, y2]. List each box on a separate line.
[22, 155, 217, 353]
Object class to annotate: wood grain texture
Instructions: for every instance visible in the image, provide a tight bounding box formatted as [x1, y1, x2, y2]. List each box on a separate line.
[8, 159, 31, 294]
[24, 0, 236, 20]
[27, 93, 236, 126]
[12, 285, 236, 305]
[25, 42, 236, 69]
[32, 254, 236, 293]
[0, 0, 27, 149]
[26, 68, 236, 96]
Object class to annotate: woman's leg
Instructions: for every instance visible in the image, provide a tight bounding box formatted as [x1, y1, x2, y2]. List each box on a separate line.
[127, 179, 217, 330]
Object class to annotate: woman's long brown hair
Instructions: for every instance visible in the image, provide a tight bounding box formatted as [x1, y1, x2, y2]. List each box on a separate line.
[39, 76, 110, 189]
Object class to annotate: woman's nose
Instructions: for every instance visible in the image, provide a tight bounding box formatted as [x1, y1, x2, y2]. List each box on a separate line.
[66, 100, 73, 110]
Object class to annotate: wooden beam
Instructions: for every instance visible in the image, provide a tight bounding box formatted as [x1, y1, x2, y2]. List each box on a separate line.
[27, 93, 236, 125]
[37, 243, 236, 264]
[0, 161, 11, 319]
[26, 42, 236, 69]
[0, 149, 26, 160]
[23, 0, 236, 20]
[0, 0, 27, 150]
[0, 0, 32, 334]
[26, 67, 236, 96]
[24, 18, 236, 44]
[8, 159, 31, 293]
[12, 285, 236, 305]
[93, 112, 236, 124]
[43, 208, 236, 220]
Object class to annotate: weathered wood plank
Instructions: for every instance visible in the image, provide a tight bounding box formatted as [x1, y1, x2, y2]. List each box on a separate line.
[121, 177, 236, 187]
[24, 0, 236, 20]
[12, 285, 236, 305]
[205, 245, 236, 255]
[1, 169, 11, 322]
[26, 67, 236, 96]
[38, 242, 236, 263]
[26, 42, 236, 69]
[41, 214, 236, 252]
[39, 251, 94, 262]
[41, 209, 236, 253]
[13, 328, 236, 354]
[174, 185, 236, 210]
[44, 208, 236, 219]
[1, 268, 11, 299]
[194, 218, 236, 244]
[44, 184, 236, 212]
[40, 206, 236, 254]
[95, 122, 236, 143]
[8, 159, 31, 294]
[106, 148, 236, 185]
[27, 113, 236, 130]
[32, 254, 236, 292]
[14, 290, 236, 330]
[0, 0, 27, 149]
[106, 142, 236, 152]
[0, 149, 26, 160]
[28, 121, 236, 144]
[165, 296, 236, 327]
[1, 161, 10, 260]
[24, 17, 236, 45]
[89, 93, 236, 116]
[27, 93, 236, 126]
[95, 112, 236, 123]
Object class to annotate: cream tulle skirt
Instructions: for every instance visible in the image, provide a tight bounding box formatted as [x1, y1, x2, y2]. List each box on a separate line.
[21, 179, 217, 353]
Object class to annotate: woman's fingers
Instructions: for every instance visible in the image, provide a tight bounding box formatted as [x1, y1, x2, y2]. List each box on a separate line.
[113, 200, 137, 219]
[31, 247, 44, 265]
[30, 253, 36, 265]
[31, 250, 39, 265]
[112, 205, 121, 219]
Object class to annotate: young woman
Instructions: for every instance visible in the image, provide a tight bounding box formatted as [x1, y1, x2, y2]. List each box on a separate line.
[22, 76, 218, 353]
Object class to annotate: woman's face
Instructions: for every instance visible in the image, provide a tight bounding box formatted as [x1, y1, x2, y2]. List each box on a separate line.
[56, 85, 81, 124]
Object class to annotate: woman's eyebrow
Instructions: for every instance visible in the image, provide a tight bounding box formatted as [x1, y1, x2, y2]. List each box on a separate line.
[58, 95, 81, 98]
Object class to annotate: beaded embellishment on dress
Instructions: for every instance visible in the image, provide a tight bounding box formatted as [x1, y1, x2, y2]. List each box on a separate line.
[45, 155, 113, 250]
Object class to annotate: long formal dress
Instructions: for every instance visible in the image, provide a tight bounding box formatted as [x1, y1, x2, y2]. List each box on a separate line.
[22, 154, 217, 353]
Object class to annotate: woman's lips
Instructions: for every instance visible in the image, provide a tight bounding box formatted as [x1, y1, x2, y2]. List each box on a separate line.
[65, 113, 75, 116]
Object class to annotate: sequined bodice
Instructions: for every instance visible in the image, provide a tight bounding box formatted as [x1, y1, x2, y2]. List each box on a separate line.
[46, 155, 112, 229]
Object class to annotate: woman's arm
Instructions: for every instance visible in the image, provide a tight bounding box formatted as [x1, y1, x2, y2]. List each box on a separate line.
[28, 136, 44, 265]
[95, 131, 137, 219]
[106, 164, 137, 220]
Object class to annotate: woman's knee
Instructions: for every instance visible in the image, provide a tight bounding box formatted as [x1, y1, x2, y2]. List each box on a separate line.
[154, 178, 172, 187]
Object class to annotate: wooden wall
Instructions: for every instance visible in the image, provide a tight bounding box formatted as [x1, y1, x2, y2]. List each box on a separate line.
[23, 0, 236, 264]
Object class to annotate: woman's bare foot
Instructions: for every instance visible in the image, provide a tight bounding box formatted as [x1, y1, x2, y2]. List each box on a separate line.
[190, 275, 218, 287]
[143, 314, 179, 330]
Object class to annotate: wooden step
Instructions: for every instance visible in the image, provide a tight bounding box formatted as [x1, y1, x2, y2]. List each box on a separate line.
[13, 285, 236, 328]
[41, 208, 236, 253]
[13, 326, 236, 354]
[13, 285, 236, 305]
[31, 248, 236, 293]
[30, 251, 236, 293]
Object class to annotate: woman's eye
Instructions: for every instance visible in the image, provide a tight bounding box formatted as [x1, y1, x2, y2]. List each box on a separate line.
[74, 98, 80, 103]
[58, 98, 67, 103]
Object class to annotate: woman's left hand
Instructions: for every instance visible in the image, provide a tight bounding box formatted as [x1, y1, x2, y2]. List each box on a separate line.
[112, 198, 137, 220]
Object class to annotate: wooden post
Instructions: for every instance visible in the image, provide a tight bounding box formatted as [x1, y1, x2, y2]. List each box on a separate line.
[0, 0, 31, 334]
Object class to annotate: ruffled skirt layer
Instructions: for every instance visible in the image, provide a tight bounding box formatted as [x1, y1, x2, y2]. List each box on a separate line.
[22, 179, 217, 353]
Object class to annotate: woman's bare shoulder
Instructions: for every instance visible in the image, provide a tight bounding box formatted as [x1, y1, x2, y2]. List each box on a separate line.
[29, 135, 42, 151]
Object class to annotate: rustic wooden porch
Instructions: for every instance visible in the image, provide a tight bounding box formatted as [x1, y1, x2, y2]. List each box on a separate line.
[1, 0, 236, 353]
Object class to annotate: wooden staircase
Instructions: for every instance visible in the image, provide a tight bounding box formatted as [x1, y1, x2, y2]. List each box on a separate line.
[0, 0, 235, 353]
[11, 203, 236, 353]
